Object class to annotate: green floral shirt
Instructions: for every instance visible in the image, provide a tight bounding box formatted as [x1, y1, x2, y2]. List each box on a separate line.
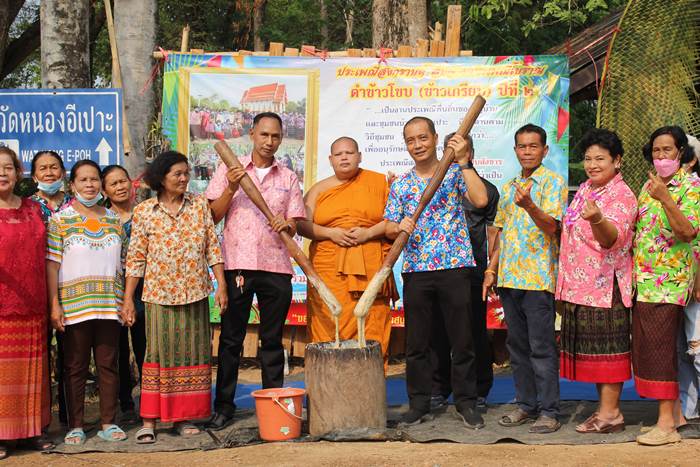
[633, 170, 700, 306]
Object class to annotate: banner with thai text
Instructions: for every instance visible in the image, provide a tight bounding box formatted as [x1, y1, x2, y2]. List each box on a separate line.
[162, 53, 569, 329]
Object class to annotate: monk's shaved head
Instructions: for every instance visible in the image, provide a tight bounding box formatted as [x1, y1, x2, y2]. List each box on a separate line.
[330, 136, 359, 154]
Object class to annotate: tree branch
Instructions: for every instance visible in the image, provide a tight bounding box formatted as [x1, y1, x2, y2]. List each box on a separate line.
[0, 18, 39, 81]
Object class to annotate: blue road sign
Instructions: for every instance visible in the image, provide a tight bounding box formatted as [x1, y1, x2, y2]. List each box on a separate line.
[0, 89, 122, 172]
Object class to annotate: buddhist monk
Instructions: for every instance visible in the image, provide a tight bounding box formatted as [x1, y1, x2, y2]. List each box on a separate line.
[298, 137, 398, 360]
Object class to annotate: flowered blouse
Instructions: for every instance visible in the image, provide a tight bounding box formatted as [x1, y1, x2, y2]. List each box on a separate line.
[633, 169, 700, 306]
[493, 165, 567, 293]
[31, 192, 72, 224]
[556, 173, 637, 308]
[384, 164, 475, 273]
[125, 192, 223, 306]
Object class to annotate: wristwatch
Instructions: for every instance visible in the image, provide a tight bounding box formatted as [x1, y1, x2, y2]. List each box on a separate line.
[459, 161, 474, 170]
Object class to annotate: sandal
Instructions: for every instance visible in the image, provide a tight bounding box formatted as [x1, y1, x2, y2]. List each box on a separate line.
[174, 421, 201, 437]
[498, 408, 537, 427]
[17, 434, 55, 451]
[97, 424, 127, 442]
[529, 415, 561, 434]
[636, 426, 681, 446]
[576, 414, 624, 434]
[64, 428, 86, 446]
[135, 426, 156, 444]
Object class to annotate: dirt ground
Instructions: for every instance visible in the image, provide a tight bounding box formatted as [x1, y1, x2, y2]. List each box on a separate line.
[7, 439, 700, 466]
[8, 362, 699, 466]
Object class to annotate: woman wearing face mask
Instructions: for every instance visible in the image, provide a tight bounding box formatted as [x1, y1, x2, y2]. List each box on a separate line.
[632, 126, 700, 446]
[556, 129, 637, 434]
[30, 151, 72, 222]
[0, 148, 52, 459]
[101, 165, 147, 424]
[46, 160, 130, 446]
[30, 150, 70, 426]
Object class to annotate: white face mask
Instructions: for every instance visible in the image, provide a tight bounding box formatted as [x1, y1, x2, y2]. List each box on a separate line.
[75, 191, 103, 207]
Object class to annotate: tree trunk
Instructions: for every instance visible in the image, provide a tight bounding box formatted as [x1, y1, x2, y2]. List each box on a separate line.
[320, 0, 328, 48]
[114, 0, 155, 178]
[0, 1, 27, 78]
[372, 0, 427, 49]
[305, 340, 386, 436]
[253, 0, 266, 51]
[40, 0, 90, 88]
[343, 2, 355, 46]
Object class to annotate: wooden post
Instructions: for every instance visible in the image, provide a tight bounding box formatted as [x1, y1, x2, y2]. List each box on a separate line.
[415, 39, 429, 57]
[347, 48, 363, 57]
[269, 42, 284, 56]
[397, 45, 412, 57]
[362, 48, 375, 57]
[301, 44, 316, 56]
[445, 5, 462, 56]
[180, 24, 190, 52]
[431, 21, 443, 41]
[305, 341, 386, 436]
[429, 39, 442, 57]
[284, 47, 299, 56]
[103, 0, 132, 156]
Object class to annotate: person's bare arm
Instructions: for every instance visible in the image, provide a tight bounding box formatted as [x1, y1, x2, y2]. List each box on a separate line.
[581, 200, 618, 249]
[46, 260, 64, 332]
[209, 167, 246, 224]
[515, 182, 559, 237]
[647, 172, 697, 243]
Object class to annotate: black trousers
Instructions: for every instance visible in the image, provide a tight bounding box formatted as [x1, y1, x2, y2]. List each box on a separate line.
[403, 267, 477, 411]
[214, 270, 292, 417]
[432, 284, 494, 399]
[118, 281, 146, 411]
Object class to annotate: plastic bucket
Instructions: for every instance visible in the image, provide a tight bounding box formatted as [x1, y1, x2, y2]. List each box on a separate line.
[251, 387, 306, 441]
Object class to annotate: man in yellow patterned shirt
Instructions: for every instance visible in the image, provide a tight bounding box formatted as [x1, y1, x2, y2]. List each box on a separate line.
[483, 123, 567, 433]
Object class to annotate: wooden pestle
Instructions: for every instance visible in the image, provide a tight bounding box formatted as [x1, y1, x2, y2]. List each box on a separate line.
[213, 141, 344, 346]
[353, 95, 487, 347]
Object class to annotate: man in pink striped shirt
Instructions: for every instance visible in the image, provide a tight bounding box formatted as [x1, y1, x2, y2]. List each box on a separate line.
[204, 112, 306, 430]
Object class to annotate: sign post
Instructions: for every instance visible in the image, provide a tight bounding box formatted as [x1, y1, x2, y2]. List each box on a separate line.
[0, 88, 123, 171]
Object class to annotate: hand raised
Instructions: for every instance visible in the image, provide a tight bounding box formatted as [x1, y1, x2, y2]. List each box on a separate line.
[514, 181, 534, 209]
[447, 134, 470, 165]
[581, 199, 603, 224]
[647, 171, 671, 202]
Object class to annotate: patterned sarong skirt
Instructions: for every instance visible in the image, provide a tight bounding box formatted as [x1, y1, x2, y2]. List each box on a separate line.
[0, 316, 50, 439]
[632, 301, 683, 400]
[560, 282, 631, 383]
[140, 299, 212, 422]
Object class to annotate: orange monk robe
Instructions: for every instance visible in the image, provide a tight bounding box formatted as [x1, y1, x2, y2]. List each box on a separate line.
[306, 169, 398, 360]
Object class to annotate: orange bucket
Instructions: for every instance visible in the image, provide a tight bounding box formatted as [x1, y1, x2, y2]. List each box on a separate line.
[251, 387, 305, 441]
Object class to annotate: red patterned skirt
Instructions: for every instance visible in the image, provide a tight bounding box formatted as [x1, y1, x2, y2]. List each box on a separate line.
[559, 282, 631, 383]
[140, 299, 212, 422]
[0, 316, 51, 439]
[632, 301, 683, 400]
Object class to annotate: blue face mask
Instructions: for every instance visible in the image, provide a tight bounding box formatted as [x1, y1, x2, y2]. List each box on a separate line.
[75, 191, 103, 207]
[36, 179, 64, 195]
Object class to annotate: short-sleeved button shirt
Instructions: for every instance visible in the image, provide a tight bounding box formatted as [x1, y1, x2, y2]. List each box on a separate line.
[633, 169, 700, 306]
[125, 193, 224, 306]
[384, 164, 475, 273]
[205, 155, 306, 274]
[556, 173, 638, 308]
[493, 164, 567, 293]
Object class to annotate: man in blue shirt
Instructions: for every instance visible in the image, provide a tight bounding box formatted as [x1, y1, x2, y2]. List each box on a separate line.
[385, 116, 488, 428]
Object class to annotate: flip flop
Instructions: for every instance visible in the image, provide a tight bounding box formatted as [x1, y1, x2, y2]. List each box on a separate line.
[174, 421, 201, 437]
[17, 434, 55, 451]
[135, 427, 156, 444]
[97, 424, 127, 442]
[64, 428, 86, 446]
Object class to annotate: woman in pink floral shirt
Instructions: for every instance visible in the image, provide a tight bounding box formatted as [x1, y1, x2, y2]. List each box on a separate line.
[556, 129, 637, 434]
